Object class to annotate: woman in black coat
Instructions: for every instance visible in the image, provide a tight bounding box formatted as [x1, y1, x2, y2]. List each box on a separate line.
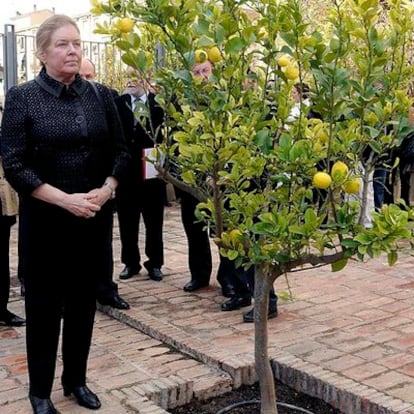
[0, 15, 130, 414]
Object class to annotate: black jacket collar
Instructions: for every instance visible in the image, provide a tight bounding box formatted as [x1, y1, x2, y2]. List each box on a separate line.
[34, 67, 88, 97]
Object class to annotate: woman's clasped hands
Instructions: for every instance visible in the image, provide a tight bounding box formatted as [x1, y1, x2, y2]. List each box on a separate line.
[65, 191, 102, 218]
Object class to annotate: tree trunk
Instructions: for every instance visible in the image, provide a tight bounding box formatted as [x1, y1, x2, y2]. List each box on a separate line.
[254, 265, 278, 414]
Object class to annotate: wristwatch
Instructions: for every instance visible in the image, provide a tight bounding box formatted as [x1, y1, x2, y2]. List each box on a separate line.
[102, 181, 116, 200]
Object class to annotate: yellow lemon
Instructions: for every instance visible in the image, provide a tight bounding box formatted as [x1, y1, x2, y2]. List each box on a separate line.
[118, 17, 134, 33]
[195, 49, 208, 63]
[312, 172, 332, 189]
[277, 55, 290, 67]
[284, 64, 299, 80]
[207, 46, 222, 63]
[331, 161, 349, 182]
[343, 178, 360, 194]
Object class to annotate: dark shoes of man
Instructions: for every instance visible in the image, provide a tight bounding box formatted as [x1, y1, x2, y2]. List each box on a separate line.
[0, 310, 26, 327]
[221, 284, 236, 298]
[221, 296, 252, 311]
[183, 280, 209, 292]
[98, 294, 130, 310]
[63, 385, 101, 410]
[243, 299, 278, 323]
[147, 268, 163, 281]
[29, 394, 58, 414]
[119, 265, 141, 280]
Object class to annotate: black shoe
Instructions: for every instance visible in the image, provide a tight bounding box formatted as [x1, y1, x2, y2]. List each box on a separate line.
[63, 385, 101, 410]
[119, 265, 141, 280]
[99, 294, 130, 310]
[29, 394, 58, 414]
[243, 301, 278, 323]
[0, 310, 26, 327]
[183, 280, 209, 292]
[221, 296, 251, 311]
[148, 268, 163, 281]
[221, 285, 236, 298]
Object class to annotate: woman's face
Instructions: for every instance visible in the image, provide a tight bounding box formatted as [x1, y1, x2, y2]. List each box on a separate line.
[39, 24, 82, 84]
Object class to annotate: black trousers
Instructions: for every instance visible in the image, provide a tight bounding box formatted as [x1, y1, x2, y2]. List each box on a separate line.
[218, 257, 277, 300]
[20, 201, 109, 398]
[175, 188, 212, 284]
[400, 170, 411, 206]
[117, 178, 166, 270]
[216, 256, 250, 296]
[0, 214, 16, 315]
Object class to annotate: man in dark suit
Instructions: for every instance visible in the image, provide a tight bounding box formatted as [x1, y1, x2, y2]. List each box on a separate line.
[115, 70, 166, 282]
[79, 58, 130, 310]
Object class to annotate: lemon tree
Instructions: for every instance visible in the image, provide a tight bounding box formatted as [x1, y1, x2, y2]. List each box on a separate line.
[94, 1, 414, 413]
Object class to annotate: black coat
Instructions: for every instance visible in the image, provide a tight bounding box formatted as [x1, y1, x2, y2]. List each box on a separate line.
[1, 68, 130, 197]
[0, 67, 130, 281]
[115, 92, 164, 184]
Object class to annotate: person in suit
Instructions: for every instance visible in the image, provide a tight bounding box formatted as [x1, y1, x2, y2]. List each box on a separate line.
[175, 186, 214, 292]
[189, 61, 278, 320]
[79, 57, 130, 310]
[0, 153, 26, 327]
[115, 69, 166, 282]
[178, 59, 236, 296]
[1, 15, 130, 414]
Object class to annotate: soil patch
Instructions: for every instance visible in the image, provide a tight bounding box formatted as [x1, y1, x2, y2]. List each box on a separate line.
[170, 380, 341, 414]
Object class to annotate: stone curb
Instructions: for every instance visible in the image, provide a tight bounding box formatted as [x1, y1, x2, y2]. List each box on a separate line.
[102, 304, 414, 414]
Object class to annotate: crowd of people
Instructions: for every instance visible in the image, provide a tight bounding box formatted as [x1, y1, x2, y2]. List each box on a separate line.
[1, 12, 413, 414]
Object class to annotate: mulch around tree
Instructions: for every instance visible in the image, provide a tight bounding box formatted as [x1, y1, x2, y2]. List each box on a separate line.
[169, 380, 341, 414]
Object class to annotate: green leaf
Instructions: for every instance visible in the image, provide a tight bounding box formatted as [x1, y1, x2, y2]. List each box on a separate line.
[354, 233, 374, 244]
[331, 258, 348, 272]
[274, 253, 291, 263]
[225, 37, 245, 54]
[341, 238, 358, 248]
[387, 250, 398, 266]
[227, 250, 239, 260]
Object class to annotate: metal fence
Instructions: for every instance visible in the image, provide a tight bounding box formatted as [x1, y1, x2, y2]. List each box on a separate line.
[1, 25, 124, 102]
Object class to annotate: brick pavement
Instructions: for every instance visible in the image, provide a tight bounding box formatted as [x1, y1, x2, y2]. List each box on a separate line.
[2, 201, 414, 413]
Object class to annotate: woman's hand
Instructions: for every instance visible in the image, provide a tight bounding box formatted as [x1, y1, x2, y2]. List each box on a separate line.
[86, 186, 113, 207]
[62, 193, 102, 218]
[31, 183, 101, 218]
